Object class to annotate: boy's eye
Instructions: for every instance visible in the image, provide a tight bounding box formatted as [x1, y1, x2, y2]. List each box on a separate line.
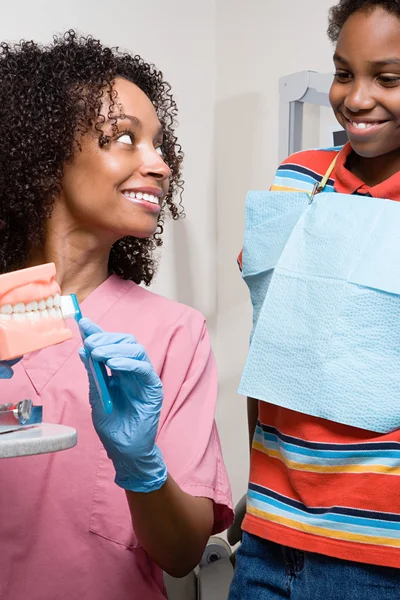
[334, 71, 352, 82]
[117, 133, 134, 145]
[379, 75, 400, 86]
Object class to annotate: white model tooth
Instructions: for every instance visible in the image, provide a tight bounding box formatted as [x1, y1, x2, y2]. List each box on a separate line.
[46, 296, 54, 308]
[12, 313, 25, 321]
[0, 304, 12, 314]
[49, 308, 57, 319]
[27, 311, 40, 322]
[13, 302, 25, 313]
[53, 294, 61, 308]
[135, 192, 143, 199]
[55, 307, 62, 319]
[38, 299, 46, 310]
[39, 309, 49, 320]
[0, 314, 11, 321]
[26, 301, 38, 312]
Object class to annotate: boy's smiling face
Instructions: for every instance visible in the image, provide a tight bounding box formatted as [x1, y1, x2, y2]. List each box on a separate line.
[330, 7, 400, 159]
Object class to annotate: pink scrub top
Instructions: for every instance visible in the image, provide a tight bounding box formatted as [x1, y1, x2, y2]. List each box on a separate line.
[0, 275, 233, 600]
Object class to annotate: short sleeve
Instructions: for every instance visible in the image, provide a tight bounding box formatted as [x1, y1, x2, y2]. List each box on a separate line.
[156, 310, 234, 534]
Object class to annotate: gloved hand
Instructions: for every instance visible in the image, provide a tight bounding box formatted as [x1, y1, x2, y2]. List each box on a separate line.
[0, 358, 22, 379]
[78, 318, 167, 494]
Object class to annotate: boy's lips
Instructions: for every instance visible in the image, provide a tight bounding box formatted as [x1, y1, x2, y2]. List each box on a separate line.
[342, 114, 390, 137]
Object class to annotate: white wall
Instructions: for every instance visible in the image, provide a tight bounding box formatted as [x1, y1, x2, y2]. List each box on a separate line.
[215, 0, 339, 505]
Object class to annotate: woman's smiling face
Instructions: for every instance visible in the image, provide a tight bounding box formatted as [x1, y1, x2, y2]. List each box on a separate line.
[59, 77, 171, 243]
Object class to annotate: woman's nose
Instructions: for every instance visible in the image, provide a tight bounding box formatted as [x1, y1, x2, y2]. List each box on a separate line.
[138, 145, 171, 180]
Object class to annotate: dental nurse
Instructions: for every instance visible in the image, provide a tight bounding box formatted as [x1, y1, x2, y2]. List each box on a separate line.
[0, 31, 233, 600]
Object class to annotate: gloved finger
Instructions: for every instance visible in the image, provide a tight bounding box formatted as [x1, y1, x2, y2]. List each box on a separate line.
[78, 349, 101, 401]
[83, 332, 137, 354]
[106, 357, 162, 389]
[90, 342, 147, 363]
[0, 357, 22, 378]
[0, 364, 14, 379]
[79, 318, 104, 338]
[78, 347, 90, 369]
[79, 349, 114, 423]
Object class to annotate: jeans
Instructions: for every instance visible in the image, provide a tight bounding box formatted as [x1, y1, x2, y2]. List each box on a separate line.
[228, 533, 399, 600]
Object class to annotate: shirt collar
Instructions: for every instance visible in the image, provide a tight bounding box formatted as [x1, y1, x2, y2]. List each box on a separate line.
[334, 142, 400, 200]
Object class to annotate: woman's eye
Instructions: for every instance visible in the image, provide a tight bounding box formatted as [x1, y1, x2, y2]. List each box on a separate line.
[117, 133, 134, 145]
[156, 146, 164, 157]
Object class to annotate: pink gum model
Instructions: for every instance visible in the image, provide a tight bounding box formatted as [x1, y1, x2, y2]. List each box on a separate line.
[0, 263, 73, 360]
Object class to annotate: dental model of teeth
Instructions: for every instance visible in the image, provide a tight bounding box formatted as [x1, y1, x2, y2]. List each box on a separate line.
[0, 263, 73, 361]
[123, 191, 160, 204]
[0, 294, 62, 321]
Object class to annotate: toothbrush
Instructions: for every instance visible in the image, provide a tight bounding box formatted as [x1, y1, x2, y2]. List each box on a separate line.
[60, 294, 113, 415]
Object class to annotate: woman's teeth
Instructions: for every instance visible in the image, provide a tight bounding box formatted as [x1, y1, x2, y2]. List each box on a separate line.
[0, 294, 62, 321]
[123, 191, 159, 205]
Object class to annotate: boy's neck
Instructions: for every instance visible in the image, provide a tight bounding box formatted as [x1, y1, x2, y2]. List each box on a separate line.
[347, 148, 400, 187]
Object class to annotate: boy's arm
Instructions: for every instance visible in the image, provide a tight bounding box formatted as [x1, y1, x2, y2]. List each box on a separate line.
[247, 396, 259, 454]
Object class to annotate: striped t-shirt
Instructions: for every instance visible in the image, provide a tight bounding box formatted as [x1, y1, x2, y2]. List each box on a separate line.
[241, 142, 400, 568]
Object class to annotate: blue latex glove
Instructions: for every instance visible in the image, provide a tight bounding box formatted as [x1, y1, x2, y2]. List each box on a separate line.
[0, 358, 22, 379]
[78, 318, 167, 493]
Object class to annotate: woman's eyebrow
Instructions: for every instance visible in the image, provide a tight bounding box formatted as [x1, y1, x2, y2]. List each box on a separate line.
[112, 114, 163, 137]
[114, 114, 142, 128]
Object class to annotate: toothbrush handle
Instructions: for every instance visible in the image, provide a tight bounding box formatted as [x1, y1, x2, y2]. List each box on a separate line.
[71, 295, 113, 414]
[88, 356, 113, 415]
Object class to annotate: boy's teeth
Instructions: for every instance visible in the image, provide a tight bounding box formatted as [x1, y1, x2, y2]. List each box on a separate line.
[0, 296, 64, 321]
[351, 121, 378, 129]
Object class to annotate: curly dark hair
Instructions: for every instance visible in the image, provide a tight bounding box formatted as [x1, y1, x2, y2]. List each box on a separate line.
[0, 30, 184, 284]
[328, 0, 400, 41]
